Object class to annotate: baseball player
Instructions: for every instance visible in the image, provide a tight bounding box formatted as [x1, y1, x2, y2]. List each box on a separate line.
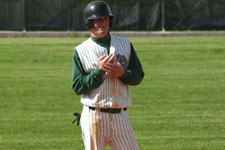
[71, 1, 144, 150]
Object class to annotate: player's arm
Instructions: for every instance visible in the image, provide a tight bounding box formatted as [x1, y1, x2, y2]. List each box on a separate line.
[71, 49, 105, 95]
[119, 43, 144, 85]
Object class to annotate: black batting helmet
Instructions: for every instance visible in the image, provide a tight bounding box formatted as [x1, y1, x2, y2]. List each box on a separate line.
[84, 1, 113, 29]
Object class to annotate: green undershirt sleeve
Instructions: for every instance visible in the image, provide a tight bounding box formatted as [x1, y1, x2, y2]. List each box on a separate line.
[119, 43, 144, 85]
[71, 49, 105, 95]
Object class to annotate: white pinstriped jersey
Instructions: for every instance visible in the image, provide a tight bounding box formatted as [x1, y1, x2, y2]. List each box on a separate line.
[75, 35, 131, 108]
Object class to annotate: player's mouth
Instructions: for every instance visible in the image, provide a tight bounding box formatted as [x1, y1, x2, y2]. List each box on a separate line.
[97, 27, 106, 33]
[97, 27, 104, 30]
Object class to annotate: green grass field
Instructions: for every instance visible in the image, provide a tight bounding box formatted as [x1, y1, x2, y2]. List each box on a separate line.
[0, 36, 225, 150]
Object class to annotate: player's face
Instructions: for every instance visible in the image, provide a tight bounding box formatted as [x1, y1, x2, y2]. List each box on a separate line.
[91, 16, 110, 38]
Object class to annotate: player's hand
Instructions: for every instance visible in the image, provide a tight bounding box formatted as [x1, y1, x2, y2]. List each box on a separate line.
[104, 61, 125, 78]
[98, 54, 115, 72]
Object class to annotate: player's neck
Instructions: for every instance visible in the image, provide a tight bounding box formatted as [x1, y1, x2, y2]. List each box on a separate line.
[91, 34, 111, 54]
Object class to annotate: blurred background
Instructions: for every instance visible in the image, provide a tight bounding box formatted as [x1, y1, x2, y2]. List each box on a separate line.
[0, 0, 225, 31]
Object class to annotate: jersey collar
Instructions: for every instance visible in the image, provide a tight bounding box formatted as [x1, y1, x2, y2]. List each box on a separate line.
[91, 34, 111, 48]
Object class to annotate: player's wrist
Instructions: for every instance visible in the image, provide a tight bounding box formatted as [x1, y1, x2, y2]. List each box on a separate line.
[118, 68, 125, 78]
[119, 69, 129, 79]
[92, 67, 105, 76]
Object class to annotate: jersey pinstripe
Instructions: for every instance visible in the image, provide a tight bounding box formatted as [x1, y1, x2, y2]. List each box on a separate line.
[75, 35, 131, 108]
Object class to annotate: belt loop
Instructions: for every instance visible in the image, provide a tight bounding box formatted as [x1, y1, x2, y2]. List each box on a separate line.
[97, 108, 100, 113]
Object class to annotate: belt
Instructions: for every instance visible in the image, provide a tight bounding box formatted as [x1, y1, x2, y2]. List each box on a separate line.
[89, 107, 127, 113]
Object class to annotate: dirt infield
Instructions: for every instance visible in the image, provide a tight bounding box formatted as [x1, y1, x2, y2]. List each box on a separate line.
[0, 31, 225, 37]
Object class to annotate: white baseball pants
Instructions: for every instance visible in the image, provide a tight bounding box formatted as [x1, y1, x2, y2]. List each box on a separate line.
[80, 105, 139, 150]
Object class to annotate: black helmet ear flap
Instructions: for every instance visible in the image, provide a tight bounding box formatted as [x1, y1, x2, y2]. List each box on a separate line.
[109, 16, 113, 28]
[86, 20, 93, 30]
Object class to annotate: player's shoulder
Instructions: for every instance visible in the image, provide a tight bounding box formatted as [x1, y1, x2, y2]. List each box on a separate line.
[110, 34, 131, 47]
[111, 34, 130, 42]
[75, 37, 92, 50]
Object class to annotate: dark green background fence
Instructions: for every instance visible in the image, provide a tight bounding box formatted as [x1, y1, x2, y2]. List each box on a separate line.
[0, 0, 225, 31]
